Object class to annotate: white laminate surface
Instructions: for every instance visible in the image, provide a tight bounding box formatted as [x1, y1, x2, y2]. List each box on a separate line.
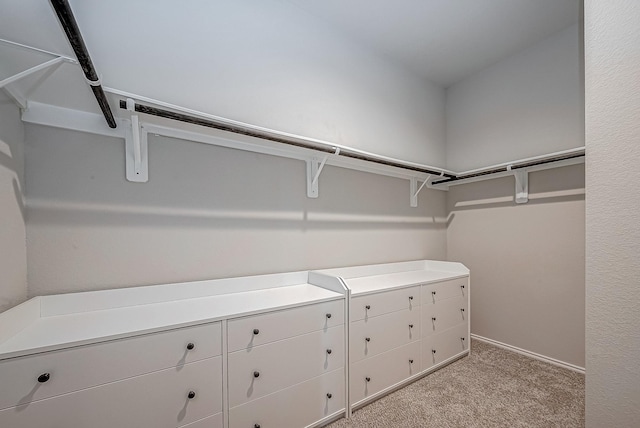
[0, 284, 342, 360]
[345, 270, 468, 296]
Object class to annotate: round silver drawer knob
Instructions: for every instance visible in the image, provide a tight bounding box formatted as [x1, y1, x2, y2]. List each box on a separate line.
[186, 343, 195, 350]
[253, 329, 260, 335]
[188, 391, 196, 399]
[253, 371, 260, 378]
[38, 373, 51, 383]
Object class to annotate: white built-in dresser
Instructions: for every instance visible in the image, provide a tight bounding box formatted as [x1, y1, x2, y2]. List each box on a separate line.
[311, 260, 470, 411]
[0, 260, 468, 427]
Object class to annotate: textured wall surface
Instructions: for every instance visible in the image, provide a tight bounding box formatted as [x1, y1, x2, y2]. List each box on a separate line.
[446, 24, 582, 171]
[0, 99, 27, 312]
[447, 164, 585, 367]
[25, 124, 447, 296]
[585, 0, 640, 425]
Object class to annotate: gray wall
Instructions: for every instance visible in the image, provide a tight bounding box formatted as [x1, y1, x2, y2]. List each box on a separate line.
[445, 22, 585, 368]
[585, 0, 640, 425]
[446, 24, 582, 171]
[65, 0, 447, 167]
[0, 98, 27, 312]
[447, 165, 585, 368]
[25, 124, 447, 296]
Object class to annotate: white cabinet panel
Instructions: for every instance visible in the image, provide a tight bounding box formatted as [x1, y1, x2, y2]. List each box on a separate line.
[422, 278, 468, 304]
[350, 308, 420, 363]
[350, 286, 420, 321]
[0, 356, 222, 428]
[0, 322, 221, 410]
[421, 295, 468, 338]
[227, 300, 343, 352]
[350, 341, 421, 405]
[422, 323, 469, 370]
[228, 326, 344, 407]
[229, 369, 344, 428]
[179, 413, 223, 428]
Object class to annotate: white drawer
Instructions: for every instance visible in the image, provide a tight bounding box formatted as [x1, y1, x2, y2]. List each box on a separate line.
[422, 277, 468, 304]
[228, 300, 344, 352]
[229, 368, 344, 428]
[350, 308, 420, 363]
[0, 322, 221, 410]
[350, 286, 420, 321]
[421, 295, 468, 338]
[350, 341, 421, 405]
[179, 413, 223, 428]
[228, 325, 344, 407]
[0, 356, 223, 428]
[422, 323, 469, 370]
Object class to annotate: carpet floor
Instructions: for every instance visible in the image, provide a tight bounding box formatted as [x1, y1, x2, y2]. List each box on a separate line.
[326, 339, 584, 428]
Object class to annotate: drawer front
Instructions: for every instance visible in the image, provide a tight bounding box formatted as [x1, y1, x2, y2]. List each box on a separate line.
[350, 308, 421, 363]
[422, 323, 469, 370]
[0, 322, 221, 410]
[0, 356, 222, 428]
[350, 341, 421, 405]
[421, 295, 468, 338]
[229, 368, 344, 428]
[350, 286, 420, 321]
[228, 325, 344, 407]
[179, 413, 223, 428]
[228, 300, 344, 352]
[422, 277, 468, 304]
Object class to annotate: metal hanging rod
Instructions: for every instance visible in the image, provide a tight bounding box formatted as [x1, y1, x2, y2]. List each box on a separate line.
[50, 0, 116, 128]
[118, 99, 456, 178]
[431, 149, 585, 185]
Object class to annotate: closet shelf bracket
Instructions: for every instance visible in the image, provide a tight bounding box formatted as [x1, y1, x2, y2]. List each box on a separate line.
[512, 168, 528, 204]
[409, 175, 432, 207]
[306, 147, 340, 198]
[125, 98, 149, 182]
[0, 56, 67, 110]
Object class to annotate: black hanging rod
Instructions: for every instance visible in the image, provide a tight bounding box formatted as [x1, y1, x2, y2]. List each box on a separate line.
[431, 151, 585, 186]
[50, 0, 117, 128]
[118, 100, 456, 178]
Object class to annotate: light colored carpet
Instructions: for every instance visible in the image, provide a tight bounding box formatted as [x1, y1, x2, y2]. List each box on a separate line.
[327, 339, 584, 428]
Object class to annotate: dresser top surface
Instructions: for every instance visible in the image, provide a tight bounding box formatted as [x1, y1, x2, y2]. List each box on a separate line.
[344, 269, 468, 296]
[0, 283, 342, 361]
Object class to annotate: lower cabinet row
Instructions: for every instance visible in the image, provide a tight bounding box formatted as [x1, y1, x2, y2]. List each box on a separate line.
[351, 322, 469, 406]
[0, 282, 469, 428]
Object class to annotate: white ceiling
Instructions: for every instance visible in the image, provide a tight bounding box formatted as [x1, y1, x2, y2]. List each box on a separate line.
[285, 0, 580, 87]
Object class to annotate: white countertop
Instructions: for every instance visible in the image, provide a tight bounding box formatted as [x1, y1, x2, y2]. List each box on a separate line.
[0, 283, 342, 361]
[0, 260, 469, 360]
[344, 269, 468, 296]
